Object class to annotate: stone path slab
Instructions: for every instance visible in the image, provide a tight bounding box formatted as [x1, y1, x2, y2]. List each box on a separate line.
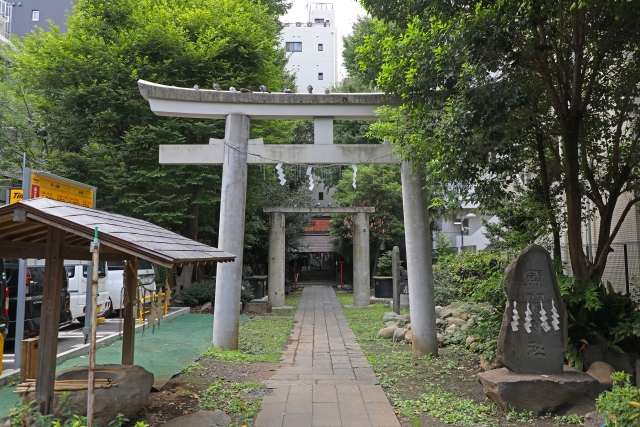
[255, 286, 400, 427]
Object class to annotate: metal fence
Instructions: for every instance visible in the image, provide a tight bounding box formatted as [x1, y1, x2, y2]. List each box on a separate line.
[561, 241, 640, 294]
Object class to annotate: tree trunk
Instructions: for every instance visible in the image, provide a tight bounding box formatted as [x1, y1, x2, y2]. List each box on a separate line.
[536, 132, 561, 261]
[561, 122, 590, 283]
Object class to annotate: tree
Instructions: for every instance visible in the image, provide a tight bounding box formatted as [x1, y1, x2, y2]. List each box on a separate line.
[13, 0, 293, 249]
[358, 0, 640, 284]
[329, 164, 404, 276]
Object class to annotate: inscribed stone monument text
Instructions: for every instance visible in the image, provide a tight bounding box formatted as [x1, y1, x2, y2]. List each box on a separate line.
[496, 244, 567, 375]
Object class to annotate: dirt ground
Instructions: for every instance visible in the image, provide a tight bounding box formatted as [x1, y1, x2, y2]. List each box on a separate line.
[131, 358, 279, 427]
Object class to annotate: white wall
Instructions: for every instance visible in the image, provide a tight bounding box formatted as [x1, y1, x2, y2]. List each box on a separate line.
[281, 5, 337, 92]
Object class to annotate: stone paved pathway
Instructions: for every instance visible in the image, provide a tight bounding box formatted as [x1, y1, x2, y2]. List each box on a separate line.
[255, 286, 401, 427]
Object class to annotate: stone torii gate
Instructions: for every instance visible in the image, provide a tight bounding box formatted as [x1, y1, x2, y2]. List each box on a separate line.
[137, 80, 438, 357]
[263, 206, 376, 307]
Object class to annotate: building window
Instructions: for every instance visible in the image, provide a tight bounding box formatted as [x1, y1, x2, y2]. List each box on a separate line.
[318, 192, 324, 200]
[285, 42, 302, 52]
[318, 72, 324, 80]
[318, 44, 324, 51]
[315, 18, 324, 24]
[31, 10, 40, 21]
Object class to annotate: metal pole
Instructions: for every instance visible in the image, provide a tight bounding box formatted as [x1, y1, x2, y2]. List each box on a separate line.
[461, 226, 464, 251]
[624, 244, 630, 295]
[87, 228, 100, 427]
[392, 246, 400, 315]
[83, 261, 92, 344]
[14, 159, 30, 369]
[4, 189, 8, 205]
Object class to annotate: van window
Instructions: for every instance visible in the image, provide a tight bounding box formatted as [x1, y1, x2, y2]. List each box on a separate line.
[107, 261, 125, 270]
[138, 259, 153, 270]
[83, 262, 107, 278]
[67, 266, 75, 279]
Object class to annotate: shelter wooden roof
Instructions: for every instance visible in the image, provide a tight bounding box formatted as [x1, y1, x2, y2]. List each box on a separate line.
[0, 198, 235, 267]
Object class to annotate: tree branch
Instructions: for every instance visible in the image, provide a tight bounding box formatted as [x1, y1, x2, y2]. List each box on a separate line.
[596, 195, 640, 268]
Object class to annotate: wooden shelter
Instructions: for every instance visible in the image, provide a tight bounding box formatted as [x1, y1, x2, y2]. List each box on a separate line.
[0, 198, 235, 413]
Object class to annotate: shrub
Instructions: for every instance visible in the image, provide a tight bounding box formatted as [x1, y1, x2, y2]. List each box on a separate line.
[376, 251, 393, 276]
[182, 280, 216, 306]
[596, 372, 640, 427]
[241, 288, 255, 303]
[432, 267, 460, 306]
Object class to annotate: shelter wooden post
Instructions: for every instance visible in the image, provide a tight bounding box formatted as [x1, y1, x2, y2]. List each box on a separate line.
[35, 226, 66, 414]
[122, 258, 138, 365]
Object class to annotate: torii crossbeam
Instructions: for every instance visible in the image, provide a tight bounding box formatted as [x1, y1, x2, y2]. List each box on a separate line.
[138, 80, 439, 357]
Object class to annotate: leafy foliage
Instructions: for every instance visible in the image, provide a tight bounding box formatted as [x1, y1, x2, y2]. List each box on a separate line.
[12, 0, 293, 248]
[376, 251, 393, 276]
[358, 0, 640, 285]
[181, 280, 215, 306]
[596, 372, 640, 427]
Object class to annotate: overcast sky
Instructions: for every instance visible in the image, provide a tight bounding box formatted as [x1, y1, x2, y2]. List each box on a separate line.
[281, 1, 368, 80]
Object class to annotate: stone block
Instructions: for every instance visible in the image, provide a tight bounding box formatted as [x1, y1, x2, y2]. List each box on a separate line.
[393, 328, 407, 341]
[404, 330, 413, 342]
[477, 366, 605, 415]
[586, 361, 616, 389]
[244, 301, 272, 314]
[24, 364, 154, 427]
[584, 411, 607, 427]
[581, 334, 607, 369]
[382, 312, 398, 321]
[447, 318, 466, 326]
[378, 326, 397, 338]
[385, 321, 398, 328]
[160, 410, 231, 427]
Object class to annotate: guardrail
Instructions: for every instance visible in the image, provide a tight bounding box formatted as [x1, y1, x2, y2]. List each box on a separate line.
[138, 293, 168, 325]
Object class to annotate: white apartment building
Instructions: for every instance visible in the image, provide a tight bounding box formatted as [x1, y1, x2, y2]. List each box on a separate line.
[281, 2, 337, 93]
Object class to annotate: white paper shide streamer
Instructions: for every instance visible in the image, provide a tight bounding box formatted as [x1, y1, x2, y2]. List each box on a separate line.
[306, 166, 314, 190]
[352, 165, 357, 189]
[276, 163, 286, 186]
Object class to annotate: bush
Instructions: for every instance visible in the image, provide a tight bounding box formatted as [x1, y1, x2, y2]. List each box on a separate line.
[241, 289, 255, 303]
[376, 251, 393, 276]
[182, 280, 216, 306]
[561, 278, 640, 370]
[432, 267, 460, 306]
[596, 372, 640, 427]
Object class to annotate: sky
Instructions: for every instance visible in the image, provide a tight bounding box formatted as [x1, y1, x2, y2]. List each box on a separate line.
[281, 0, 368, 80]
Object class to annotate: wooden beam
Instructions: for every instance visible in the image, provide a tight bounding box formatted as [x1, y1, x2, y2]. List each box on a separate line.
[0, 241, 135, 261]
[122, 258, 138, 365]
[35, 226, 66, 414]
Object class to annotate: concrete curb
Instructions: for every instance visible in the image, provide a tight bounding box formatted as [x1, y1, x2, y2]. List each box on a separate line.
[0, 307, 189, 387]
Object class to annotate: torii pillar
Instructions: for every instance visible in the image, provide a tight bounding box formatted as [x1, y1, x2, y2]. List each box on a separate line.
[137, 79, 438, 356]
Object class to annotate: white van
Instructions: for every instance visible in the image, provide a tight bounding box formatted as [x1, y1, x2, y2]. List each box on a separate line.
[107, 260, 156, 312]
[27, 259, 111, 324]
[66, 261, 111, 324]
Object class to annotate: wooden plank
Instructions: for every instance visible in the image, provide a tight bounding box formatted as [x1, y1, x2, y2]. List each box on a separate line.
[20, 338, 39, 383]
[121, 258, 137, 365]
[35, 226, 65, 414]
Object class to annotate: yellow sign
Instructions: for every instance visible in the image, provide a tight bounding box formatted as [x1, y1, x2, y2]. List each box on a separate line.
[9, 189, 23, 204]
[30, 173, 95, 208]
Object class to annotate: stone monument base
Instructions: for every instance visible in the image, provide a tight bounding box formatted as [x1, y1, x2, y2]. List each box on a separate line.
[477, 366, 605, 415]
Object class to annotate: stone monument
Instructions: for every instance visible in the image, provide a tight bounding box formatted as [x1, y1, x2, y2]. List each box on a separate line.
[478, 244, 605, 415]
[497, 244, 567, 374]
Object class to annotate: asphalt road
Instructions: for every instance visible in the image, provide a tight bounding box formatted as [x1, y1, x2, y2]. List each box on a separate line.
[2, 314, 133, 371]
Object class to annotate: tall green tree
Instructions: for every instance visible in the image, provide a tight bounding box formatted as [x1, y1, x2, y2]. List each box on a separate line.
[13, 0, 292, 249]
[359, 0, 640, 284]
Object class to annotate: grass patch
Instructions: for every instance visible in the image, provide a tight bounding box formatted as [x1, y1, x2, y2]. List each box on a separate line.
[337, 293, 543, 427]
[202, 292, 300, 363]
[198, 379, 263, 426]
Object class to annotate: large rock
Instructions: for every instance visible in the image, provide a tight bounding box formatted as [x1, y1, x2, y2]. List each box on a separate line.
[378, 326, 398, 338]
[497, 244, 568, 375]
[393, 328, 408, 341]
[382, 312, 399, 321]
[581, 334, 608, 369]
[604, 349, 635, 376]
[436, 309, 453, 319]
[480, 357, 504, 371]
[405, 330, 413, 342]
[385, 321, 398, 328]
[160, 410, 231, 427]
[447, 318, 466, 326]
[584, 411, 607, 427]
[477, 366, 605, 415]
[23, 365, 153, 426]
[586, 361, 616, 389]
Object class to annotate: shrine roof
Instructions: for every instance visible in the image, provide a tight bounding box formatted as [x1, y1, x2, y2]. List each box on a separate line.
[0, 198, 236, 267]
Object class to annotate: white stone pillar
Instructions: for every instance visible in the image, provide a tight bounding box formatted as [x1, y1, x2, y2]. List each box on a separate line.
[268, 212, 286, 307]
[213, 114, 250, 349]
[401, 161, 438, 357]
[353, 212, 370, 307]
